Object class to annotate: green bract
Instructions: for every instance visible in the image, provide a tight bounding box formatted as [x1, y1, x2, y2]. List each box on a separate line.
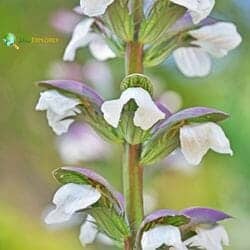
[106, 0, 134, 41]
[139, 1, 185, 44]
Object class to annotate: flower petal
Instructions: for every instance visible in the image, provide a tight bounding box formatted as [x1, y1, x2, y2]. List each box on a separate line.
[79, 215, 98, 246]
[80, 0, 114, 16]
[101, 87, 165, 130]
[173, 47, 212, 77]
[55, 167, 125, 213]
[36, 90, 80, 115]
[141, 225, 187, 250]
[56, 122, 110, 164]
[170, 0, 215, 24]
[180, 122, 233, 165]
[185, 225, 229, 250]
[38, 80, 103, 106]
[63, 18, 94, 61]
[181, 207, 232, 224]
[36, 90, 81, 135]
[89, 35, 116, 61]
[189, 22, 242, 58]
[45, 183, 101, 224]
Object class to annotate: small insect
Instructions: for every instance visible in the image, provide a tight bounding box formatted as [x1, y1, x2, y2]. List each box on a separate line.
[3, 33, 20, 50]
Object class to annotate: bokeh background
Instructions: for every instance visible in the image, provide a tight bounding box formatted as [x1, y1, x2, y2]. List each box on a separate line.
[0, 0, 249, 249]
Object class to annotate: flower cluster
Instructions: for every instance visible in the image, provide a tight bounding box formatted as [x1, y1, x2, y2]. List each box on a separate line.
[44, 167, 231, 249]
[36, 74, 232, 164]
[62, 0, 241, 77]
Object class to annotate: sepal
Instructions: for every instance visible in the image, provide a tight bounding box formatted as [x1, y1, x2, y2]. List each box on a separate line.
[106, 0, 134, 41]
[118, 74, 154, 144]
[141, 107, 229, 165]
[139, 1, 185, 44]
[38, 80, 123, 143]
[118, 99, 151, 144]
[90, 207, 130, 244]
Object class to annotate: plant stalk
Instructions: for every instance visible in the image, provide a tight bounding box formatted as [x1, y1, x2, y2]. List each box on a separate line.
[123, 1, 144, 249]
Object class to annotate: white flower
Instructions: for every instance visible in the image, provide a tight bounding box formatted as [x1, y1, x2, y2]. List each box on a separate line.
[180, 122, 233, 165]
[101, 87, 165, 130]
[173, 47, 211, 77]
[56, 123, 110, 164]
[79, 215, 114, 246]
[35, 90, 81, 135]
[173, 22, 242, 77]
[45, 183, 101, 224]
[159, 91, 183, 113]
[141, 225, 187, 250]
[80, 0, 114, 17]
[170, 0, 215, 24]
[63, 19, 115, 62]
[185, 225, 229, 250]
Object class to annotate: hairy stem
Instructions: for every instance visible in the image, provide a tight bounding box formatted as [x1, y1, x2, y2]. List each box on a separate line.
[123, 1, 144, 249]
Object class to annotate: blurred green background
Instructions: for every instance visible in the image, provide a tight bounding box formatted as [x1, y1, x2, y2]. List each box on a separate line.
[0, 0, 249, 249]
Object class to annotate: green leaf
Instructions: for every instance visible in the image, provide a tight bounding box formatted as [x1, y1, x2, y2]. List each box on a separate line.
[53, 168, 88, 185]
[106, 0, 134, 41]
[144, 36, 178, 67]
[163, 215, 190, 227]
[139, 0, 185, 44]
[90, 207, 130, 243]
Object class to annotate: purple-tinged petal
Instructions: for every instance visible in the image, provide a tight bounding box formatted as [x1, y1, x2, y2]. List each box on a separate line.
[156, 102, 172, 117]
[199, 16, 218, 27]
[57, 167, 124, 213]
[156, 107, 229, 132]
[38, 80, 103, 106]
[50, 9, 81, 34]
[168, 13, 216, 35]
[181, 207, 232, 224]
[168, 12, 194, 34]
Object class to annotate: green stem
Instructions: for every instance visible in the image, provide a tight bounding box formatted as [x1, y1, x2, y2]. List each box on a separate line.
[123, 1, 144, 248]
[123, 143, 144, 246]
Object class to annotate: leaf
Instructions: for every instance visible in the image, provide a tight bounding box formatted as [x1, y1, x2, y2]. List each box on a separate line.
[141, 107, 229, 165]
[106, 0, 134, 41]
[139, 0, 185, 44]
[90, 207, 130, 243]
